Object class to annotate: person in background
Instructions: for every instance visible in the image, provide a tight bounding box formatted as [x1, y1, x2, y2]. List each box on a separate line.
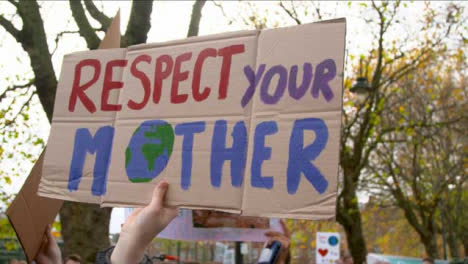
[264, 220, 291, 264]
[423, 258, 435, 264]
[65, 254, 82, 264]
[343, 254, 354, 264]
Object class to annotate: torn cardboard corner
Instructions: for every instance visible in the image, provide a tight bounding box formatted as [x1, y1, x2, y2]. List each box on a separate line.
[38, 18, 347, 220]
[7, 12, 122, 262]
[6, 152, 63, 262]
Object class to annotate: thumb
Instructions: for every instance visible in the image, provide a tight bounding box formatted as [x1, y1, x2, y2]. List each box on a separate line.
[163, 207, 180, 222]
[280, 220, 291, 238]
[45, 224, 54, 241]
[149, 181, 169, 209]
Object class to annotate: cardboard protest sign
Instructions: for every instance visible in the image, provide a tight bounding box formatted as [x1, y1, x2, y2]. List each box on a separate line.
[316, 232, 340, 264]
[38, 18, 346, 220]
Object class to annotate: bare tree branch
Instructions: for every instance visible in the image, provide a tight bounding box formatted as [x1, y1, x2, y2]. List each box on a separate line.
[0, 91, 35, 131]
[212, 1, 228, 19]
[311, 1, 323, 20]
[187, 0, 206, 37]
[123, 0, 153, 46]
[0, 80, 34, 102]
[51, 30, 80, 56]
[0, 15, 22, 41]
[8, 0, 57, 122]
[69, 0, 101, 49]
[6, 0, 19, 8]
[279, 0, 301, 25]
[83, 0, 111, 30]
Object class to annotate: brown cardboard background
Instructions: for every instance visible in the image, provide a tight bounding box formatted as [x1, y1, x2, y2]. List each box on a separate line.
[240, 19, 346, 219]
[6, 152, 63, 262]
[102, 33, 258, 209]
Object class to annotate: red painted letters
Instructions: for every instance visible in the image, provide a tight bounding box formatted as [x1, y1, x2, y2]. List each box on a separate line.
[192, 48, 216, 102]
[69, 59, 101, 113]
[218, 45, 245, 99]
[171, 52, 192, 104]
[153, 55, 173, 104]
[128, 55, 151, 110]
[102, 59, 127, 111]
[68, 44, 246, 113]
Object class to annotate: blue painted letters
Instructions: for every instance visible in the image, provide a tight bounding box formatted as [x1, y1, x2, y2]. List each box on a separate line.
[311, 59, 336, 101]
[287, 118, 329, 194]
[175, 122, 206, 190]
[251, 121, 278, 189]
[68, 126, 114, 196]
[210, 120, 247, 188]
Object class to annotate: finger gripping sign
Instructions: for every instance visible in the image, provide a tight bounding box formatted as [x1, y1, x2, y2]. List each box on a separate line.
[38, 19, 346, 220]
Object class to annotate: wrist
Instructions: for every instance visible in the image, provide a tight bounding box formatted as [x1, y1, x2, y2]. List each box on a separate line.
[111, 235, 146, 264]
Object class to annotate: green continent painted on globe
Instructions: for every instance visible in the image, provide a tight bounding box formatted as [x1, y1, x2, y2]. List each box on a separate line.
[125, 120, 174, 183]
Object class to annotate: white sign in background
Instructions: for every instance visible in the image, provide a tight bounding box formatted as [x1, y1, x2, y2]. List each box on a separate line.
[316, 232, 340, 264]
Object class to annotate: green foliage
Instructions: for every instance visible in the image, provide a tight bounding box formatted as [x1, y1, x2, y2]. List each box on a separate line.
[0, 218, 18, 251]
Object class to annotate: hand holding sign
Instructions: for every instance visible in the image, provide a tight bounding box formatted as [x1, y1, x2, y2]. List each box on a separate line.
[35, 225, 62, 264]
[264, 220, 291, 264]
[111, 181, 179, 264]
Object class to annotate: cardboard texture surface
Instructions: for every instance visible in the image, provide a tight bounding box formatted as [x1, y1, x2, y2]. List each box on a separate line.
[38, 19, 346, 220]
[6, 152, 63, 262]
[6, 13, 121, 262]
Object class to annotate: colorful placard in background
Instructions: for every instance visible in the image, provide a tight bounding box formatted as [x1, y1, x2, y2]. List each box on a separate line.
[316, 232, 340, 264]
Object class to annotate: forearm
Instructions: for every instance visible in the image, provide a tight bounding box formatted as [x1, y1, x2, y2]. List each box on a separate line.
[110, 236, 146, 264]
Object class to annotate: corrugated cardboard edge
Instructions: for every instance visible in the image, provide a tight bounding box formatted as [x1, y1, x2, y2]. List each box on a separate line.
[129, 29, 258, 52]
[8, 12, 122, 262]
[334, 17, 347, 222]
[6, 151, 63, 262]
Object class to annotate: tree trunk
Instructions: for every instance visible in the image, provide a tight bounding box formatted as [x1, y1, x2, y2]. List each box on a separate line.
[337, 161, 367, 264]
[187, 0, 206, 37]
[4, 2, 114, 263]
[446, 224, 460, 258]
[343, 216, 367, 264]
[461, 237, 468, 258]
[337, 190, 367, 264]
[16, 0, 57, 122]
[59, 201, 112, 263]
[122, 1, 153, 47]
[420, 234, 440, 259]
